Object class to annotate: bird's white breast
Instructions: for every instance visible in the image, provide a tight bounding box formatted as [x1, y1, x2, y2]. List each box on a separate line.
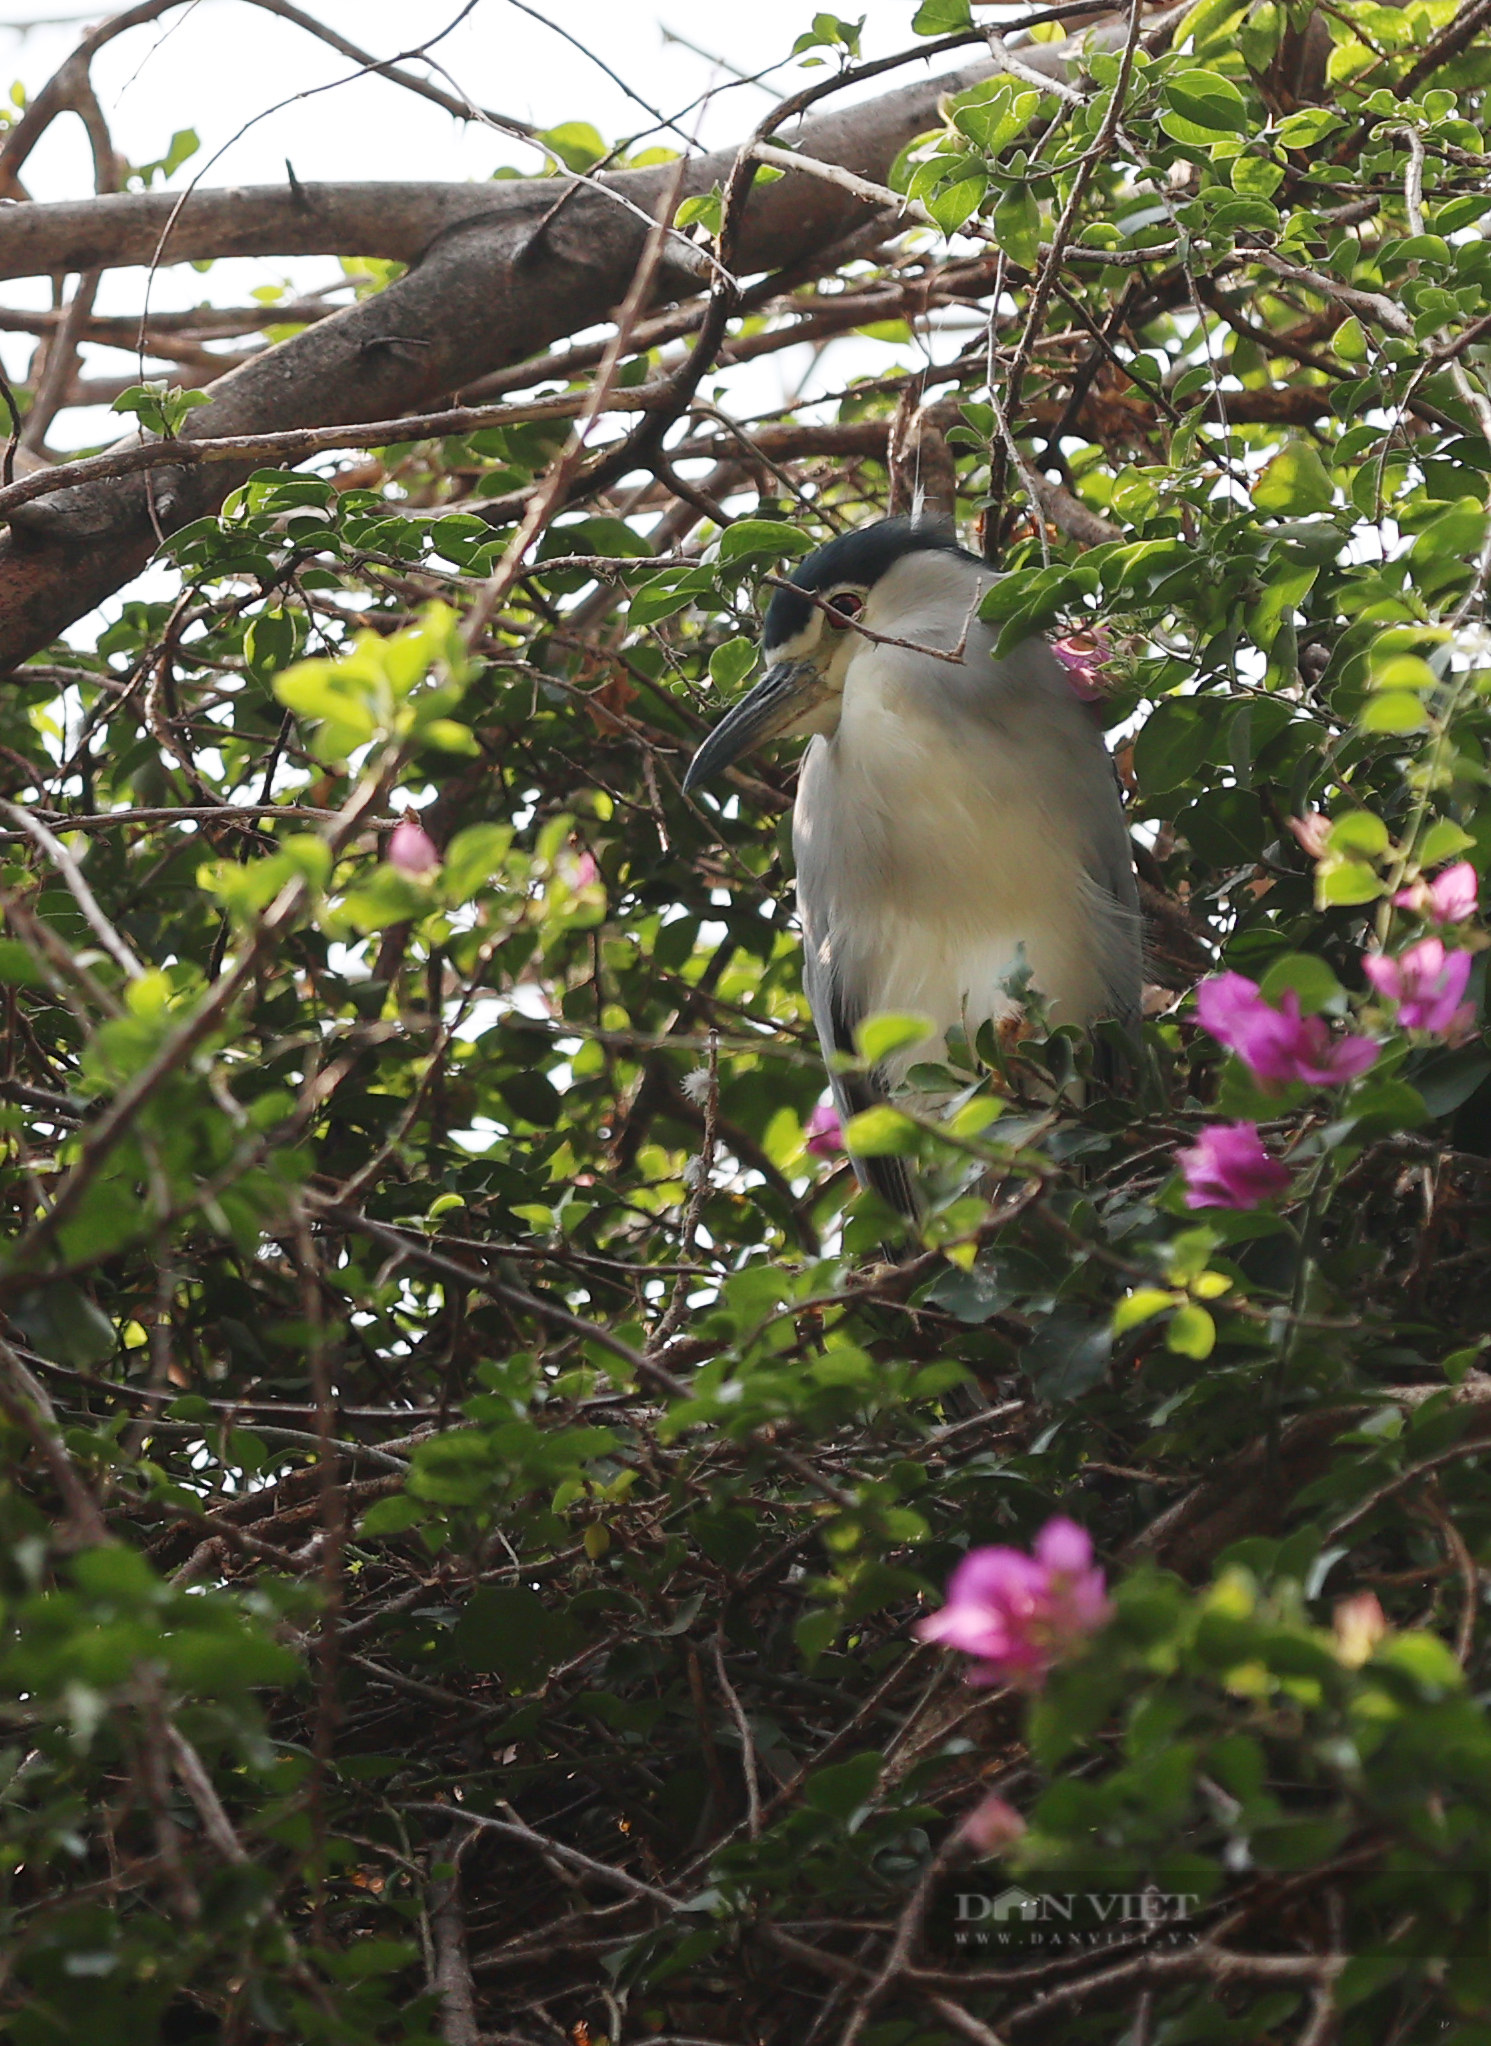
[794, 629, 1112, 1084]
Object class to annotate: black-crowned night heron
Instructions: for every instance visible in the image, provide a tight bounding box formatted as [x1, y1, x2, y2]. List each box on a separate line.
[684, 518, 1142, 1215]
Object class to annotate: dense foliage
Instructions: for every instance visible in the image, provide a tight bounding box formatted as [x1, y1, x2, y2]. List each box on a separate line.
[3, 1, 1491, 2040]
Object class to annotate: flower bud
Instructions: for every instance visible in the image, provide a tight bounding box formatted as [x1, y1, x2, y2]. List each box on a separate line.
[388, 812, 440, 879]
[1051, 630, 1113, 701]
[1333, 1591, 1388, 1667]
[1287, 812, 1331, 860]
[804, 1103, 843, 1158]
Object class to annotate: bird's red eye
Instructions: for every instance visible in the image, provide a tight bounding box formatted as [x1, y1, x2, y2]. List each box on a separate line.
[827, 591, 863, 621]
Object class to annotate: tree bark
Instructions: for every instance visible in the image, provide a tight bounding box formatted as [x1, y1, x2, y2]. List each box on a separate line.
[0, 52, 1004, 674]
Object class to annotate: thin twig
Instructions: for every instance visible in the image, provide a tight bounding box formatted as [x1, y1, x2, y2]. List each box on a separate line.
[0, 796, 146, 981]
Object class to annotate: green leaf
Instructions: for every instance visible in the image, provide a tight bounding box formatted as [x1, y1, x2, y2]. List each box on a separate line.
[1230, 154, 1283, 198]
[1377, 1630, 1463, 1693]
[0, 938, 46, 987]
[1258, 953, 1344, 1013]
[716, 519, 815, 565]
[1412, 1046, 1491, 1118]
[1358, 692, 1428, 735]
[912, 0, 972, 30]
[1369, 654, 1437, 693]
[928, 174, 987, 234]
[991, 184, 1041, 269]
[1334, 314, 1368, 362]
[162, 127, 199, 176]
[1166, 1226, 1220, 1284]
[1325, 811, 1390, 858]
[342, 866, 432, 932]
[244, 608, 296, 680]
[795, 1608, 839, 1668]
[111, 380, 212, 437]
[1434, 192, 1491, 232]
[1023, 1307, 1112, 1400]
[274, 659, 378, 761]
[1133, 698, 1218, 795]
[1113, 1287, 1177, 1335]
[1418, 818, 1475, 865]
[500, 1070, 565, 1127]
[803, 1750, 883, 1818]
[443, 823, 512, 901]
[629, 569, 702, 625]
[1161, 69, 1252, 138]
[1315, 855, 1385, 906]
[358, 1495, 425, 1537]
[843, 1105, 917, 1156]
[952, 82, 1041, 154]
[1173, 0, 1250, 54]
[1245, 564, 1317, 655]
[1275, 106, 1343, 148]
[539, 121, 606, 172]
[857, 1012, 935, 1065]
[324, 1939, 418, 1983]
[709, 636, 757, 691]
[675, 189, 722, 235]
[1326, 1078, 1425, 1139]
[1251, 442, 1336, 515]
[1166, 1303, 1216, 1358]
[417, 717, 478, 754]
[1410, 497, 1487, 562]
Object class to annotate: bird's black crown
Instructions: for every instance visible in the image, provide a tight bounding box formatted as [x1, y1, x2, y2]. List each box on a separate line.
[761, 516, 976, 652]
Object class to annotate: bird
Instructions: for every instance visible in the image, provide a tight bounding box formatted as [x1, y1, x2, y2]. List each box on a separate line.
[683, 516, 1142, 1218]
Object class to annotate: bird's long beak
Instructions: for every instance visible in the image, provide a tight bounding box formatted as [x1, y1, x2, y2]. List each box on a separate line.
[683, 658, 829, 792]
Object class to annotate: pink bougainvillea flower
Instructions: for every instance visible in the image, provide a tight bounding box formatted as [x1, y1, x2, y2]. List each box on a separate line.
[1051, 629, 1113, 702]
[804, 1102, 843, 1159]
[1362, 937, 1476, 1038]
[958, 1794, 1028, 1855]
[914, 1517, 1112, 1690]
[387, 811, 440, 878]
[1195, 972, 1379, 1088]
[1393, 860, 1479, 925]
[1287, 811, 1332, 861]
[1178, 1122, 1292, 1210]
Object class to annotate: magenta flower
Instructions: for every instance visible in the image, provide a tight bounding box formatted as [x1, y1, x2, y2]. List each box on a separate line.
[1051, 629, 1112, 702]
[387, 812, 440, 878]
[915, 1517, 1112, 1690]
[1394, 860, 1479, 925]
[571, 850, 600, 888]
[1178, 1122, 1291, 1210]
[804, 1102, 843, 1158]
[958, 1794, 1027, 1855]
[1362, 937, 1475, 1037]
[1196, 972, 1378, 1088]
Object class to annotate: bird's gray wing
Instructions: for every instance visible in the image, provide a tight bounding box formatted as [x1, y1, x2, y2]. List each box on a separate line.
[808, 942, 920, 1220]
[795, 742, 919, 1220]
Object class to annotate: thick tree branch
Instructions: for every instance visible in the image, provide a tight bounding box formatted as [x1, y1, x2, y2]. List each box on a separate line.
[0, 49, 1016, 671]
